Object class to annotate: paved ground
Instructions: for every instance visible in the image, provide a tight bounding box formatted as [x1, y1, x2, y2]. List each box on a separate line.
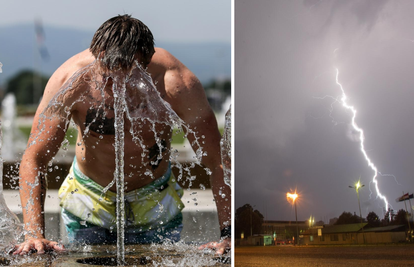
[2, 244, 230, 266]
[235, 244, 414, 267]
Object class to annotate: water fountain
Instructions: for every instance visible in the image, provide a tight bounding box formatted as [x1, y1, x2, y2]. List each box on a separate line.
[1, 93, 27, 162]
[0, 62, 23, 256]
[0, 131, 22, 253]
[0, 59, 230, 266]
[220, 105, 231, 188]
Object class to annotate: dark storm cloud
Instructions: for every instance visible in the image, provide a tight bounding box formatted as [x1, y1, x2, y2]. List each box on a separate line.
[236, 0, 414, 222]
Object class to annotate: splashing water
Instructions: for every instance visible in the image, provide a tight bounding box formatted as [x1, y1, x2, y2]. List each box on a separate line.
[220, 106, 231, 187]
[0, 61, 23, 252]
[149, 241, 228, 266]
[0, 133, 22, 252]
[33, 59, 205, 265]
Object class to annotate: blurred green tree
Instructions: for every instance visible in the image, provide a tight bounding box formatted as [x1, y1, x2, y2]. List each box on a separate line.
[5, 70, 49, 105]
[203, 79, 231, 95]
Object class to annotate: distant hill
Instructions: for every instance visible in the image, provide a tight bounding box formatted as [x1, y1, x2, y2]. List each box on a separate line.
[0, 24, 230, 86]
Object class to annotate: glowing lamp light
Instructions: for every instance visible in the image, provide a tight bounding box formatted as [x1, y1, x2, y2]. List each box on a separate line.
[286, 191, 298, 203]
[349, 180, 365, 192]
[309, 216, 314, 227]
[287, 190, 300, 245]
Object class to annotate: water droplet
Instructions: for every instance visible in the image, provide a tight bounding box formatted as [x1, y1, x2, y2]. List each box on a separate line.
[204, 168, 212, 175]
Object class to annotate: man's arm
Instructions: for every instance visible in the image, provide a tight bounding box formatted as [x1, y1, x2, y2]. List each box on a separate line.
[160, 50, 231, 253]
[13, 71, 70, 255]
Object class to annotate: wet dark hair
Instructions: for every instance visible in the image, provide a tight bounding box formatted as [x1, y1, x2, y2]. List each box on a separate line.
[90, 14, 155, 70]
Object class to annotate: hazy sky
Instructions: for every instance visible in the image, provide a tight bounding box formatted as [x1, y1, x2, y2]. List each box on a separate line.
[0, 0, 230, 43]
[236, 0, 414, 223]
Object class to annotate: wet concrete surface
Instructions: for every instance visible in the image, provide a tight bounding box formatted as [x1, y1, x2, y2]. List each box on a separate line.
[1, 244, 230, 266]
[235, 244, 414, 267]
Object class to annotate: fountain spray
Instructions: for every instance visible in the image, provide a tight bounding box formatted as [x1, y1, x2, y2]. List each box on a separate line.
[0, 61, 23, 252]
[220, 105, 231, 188]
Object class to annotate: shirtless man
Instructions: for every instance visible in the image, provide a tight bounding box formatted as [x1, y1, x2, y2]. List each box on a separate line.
[13, 15, 230, 255]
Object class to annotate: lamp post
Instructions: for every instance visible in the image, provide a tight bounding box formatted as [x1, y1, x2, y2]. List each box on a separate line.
[349, 181, 364, 223]
[287, 191, 299, 245]
[349, 180, 365, 243]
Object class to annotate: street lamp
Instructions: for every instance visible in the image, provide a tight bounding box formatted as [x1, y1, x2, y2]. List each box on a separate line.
[349, 180, 365, 244]
[287, 191, 299, 245]
[309, 216, 314, 228]
[349, 181, 364, 223]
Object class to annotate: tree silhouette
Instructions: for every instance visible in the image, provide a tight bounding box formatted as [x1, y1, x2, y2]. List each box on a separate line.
[392, 209, 408, 225]
[382, 209, 396, 226]
[235, 204, 264, 239]
[366, 211, 380, 228]
[335, 211, 361, 225]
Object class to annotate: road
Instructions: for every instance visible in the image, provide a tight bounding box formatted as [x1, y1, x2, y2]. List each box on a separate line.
[235, 244, 414, 266]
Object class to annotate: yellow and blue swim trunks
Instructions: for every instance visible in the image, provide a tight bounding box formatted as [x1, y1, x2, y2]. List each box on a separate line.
[58, 158, 185, 244]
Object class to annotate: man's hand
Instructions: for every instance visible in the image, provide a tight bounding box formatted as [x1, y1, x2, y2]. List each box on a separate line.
[12, 239, 65, 255]
[198, 237, 231, 255]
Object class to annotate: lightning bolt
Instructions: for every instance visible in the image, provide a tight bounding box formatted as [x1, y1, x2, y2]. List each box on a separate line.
[334, 68, 389, 211]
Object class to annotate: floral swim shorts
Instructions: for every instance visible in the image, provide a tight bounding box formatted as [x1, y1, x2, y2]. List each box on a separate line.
[58, 158, 185, 244]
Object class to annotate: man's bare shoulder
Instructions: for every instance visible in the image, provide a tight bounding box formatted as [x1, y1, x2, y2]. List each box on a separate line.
[40, 49, 94, 108]
[148, 48, 209, 121]
[50, 49, 95, 87]
[150, 48, 199, 96]
[150, 48, 183, 70]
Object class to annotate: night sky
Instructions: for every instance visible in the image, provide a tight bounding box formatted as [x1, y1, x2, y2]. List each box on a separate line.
[235, 0, 414, 223]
